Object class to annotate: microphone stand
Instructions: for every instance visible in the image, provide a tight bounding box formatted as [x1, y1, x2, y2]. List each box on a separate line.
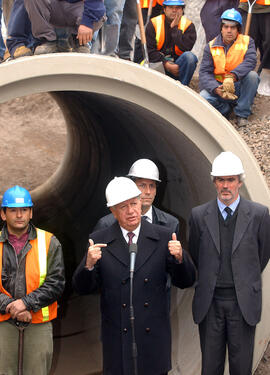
[129, 244, 138, 375]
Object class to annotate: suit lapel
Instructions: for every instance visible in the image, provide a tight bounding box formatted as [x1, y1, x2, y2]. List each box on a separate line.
[105, 222, 129, 267]
[232, 198, 251, 253]
[135, 221, 160, 272]
[204, 200, 220, 253]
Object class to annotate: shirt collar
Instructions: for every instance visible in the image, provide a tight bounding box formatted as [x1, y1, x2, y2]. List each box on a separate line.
[121, 223, 141, 244]
[217, 195, 240, 215]
[142, 206, 153, 223]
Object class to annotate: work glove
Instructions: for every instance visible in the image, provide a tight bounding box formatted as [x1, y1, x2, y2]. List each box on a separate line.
[222, 91, 238, 100]
[223, 74, 235, 94]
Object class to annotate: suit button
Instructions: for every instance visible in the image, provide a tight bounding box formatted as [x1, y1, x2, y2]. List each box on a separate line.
[123, 328, 128, 333]
[144, 278, 149, 283]
[145, 327, 150, 333]
[122, 303, 127, 308]
[144, 302, 149, 307]
[122, 280, 126, 285]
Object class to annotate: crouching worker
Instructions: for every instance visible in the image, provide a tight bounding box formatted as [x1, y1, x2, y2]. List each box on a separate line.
[145, 0, 197, 86]
[24, 0, 106, 55]
[0, 186, 65, 375]
[199, 8, 259, 127]
[73, 177, 196, 375]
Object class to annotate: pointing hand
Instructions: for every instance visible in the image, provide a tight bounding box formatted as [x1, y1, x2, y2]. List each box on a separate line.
[85, 239, 107, 269]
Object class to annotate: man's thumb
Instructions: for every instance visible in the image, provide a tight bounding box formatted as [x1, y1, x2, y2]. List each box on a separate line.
[89, 238, 94, 247]
[172, 233, 177, 241]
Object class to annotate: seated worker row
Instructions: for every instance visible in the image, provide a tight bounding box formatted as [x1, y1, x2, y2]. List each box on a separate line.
[145, 0, 198, 86]
[199, 8, 259, 127]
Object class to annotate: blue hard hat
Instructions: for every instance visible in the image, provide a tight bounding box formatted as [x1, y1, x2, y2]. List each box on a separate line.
[1, 185, 33, 208]
[163, 0, 185, 6]
[221, 8, 242, 25]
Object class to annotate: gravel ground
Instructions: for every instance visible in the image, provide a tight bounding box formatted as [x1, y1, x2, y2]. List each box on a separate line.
[230, 94, 270, 187]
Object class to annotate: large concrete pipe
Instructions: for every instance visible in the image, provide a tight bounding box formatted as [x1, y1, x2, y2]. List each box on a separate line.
[0, 55, 270, 375]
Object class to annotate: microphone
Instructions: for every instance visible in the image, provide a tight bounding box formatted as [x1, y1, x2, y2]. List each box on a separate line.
[129, 243, 138, 274]
[129, 242, 138, 375]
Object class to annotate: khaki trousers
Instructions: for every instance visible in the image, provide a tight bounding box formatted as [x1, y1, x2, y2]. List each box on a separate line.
[0, 321, 53, 375]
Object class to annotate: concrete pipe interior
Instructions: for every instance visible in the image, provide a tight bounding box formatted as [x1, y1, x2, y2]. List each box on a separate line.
[1, 55, 270, 375]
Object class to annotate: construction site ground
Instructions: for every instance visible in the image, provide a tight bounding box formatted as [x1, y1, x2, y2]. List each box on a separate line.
[0, 76, 269, 373]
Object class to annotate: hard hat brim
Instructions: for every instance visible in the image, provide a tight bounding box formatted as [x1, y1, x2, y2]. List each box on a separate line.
[1, 203, 33, 208]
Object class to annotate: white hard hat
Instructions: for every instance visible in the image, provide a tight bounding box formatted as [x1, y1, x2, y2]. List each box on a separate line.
[106, 177, 142, 207]
[211, 151, 245, 177]
[127, 159, 161, 182]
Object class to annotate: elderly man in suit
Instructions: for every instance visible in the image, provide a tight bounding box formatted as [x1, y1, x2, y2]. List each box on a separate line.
[94, 159, 180, 237]
[189, 151, 270, 375]
[73, 176, 196, 375]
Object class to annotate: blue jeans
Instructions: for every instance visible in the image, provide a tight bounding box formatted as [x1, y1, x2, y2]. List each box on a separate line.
[0, 0, 5, 59]
[166, 51, 198, 86]
[200, 71, 260, 118]
[92, 0, 126, 55]
[6, 0, 36, 56]
[118, 0, 137, 59]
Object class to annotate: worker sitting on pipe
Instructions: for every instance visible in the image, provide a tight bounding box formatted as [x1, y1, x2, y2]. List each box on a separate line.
[199, 8, 259, 127]
[145, 0, 198, 86]
[0, 185, 65, 375]
[23, 0, 106, 55]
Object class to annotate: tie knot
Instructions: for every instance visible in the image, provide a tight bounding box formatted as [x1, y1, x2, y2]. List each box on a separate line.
[224, 206, 232, 221]
[127, 232, 135, 245]
[142, 216, 148, 222]
[225, 207, 232, 215]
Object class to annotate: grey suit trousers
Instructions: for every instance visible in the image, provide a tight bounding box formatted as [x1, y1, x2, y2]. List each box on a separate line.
[199, 297, 255, 375]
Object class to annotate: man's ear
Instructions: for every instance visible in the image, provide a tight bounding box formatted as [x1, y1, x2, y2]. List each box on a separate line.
[0, 209, 6, 222]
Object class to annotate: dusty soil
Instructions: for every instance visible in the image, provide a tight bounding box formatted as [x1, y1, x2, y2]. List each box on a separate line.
[0, 93, 67, 194]
[0, 79, 269, 373]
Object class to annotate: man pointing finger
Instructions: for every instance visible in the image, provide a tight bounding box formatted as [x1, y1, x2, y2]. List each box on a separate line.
[85, 239, 107, 269]
[73, 177, 196, 375]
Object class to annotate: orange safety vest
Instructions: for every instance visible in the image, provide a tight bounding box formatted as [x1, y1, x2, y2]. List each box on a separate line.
[240, 0, 270, 5]
[209, 34, 250, 82]
[151, 14, 192, 56]
[140, 0, 163, 8]
[0, 228, 58, 324]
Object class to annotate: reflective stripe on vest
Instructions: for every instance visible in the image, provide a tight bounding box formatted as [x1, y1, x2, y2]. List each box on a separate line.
[37, 229, 50, 321]
[140, 0, 163, 8]
[240, 0, 270, 5]
[209, 34, 250, 82]
[140, 0, 156, 8]
[152, 14, 192, 56]
[0, 228, 57, 323]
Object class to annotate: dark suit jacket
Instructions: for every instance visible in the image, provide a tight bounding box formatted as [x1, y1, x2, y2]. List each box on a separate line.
[73, 220, 196, 375]
[189, 197, 270, 326]
[94, 205, 180, 237]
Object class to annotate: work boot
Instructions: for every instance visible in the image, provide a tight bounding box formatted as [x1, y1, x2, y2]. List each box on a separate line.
[57, 38, 72, 52]
[69, 35, 90, 54]
[34, 41, 58, 55]
[236, 116, 248, 127]
[13, 46, 33, 59]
